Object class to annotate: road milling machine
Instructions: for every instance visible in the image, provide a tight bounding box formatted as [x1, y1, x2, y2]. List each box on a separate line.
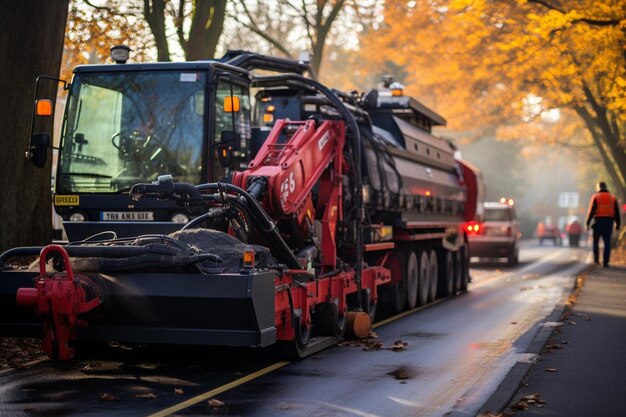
[0, 50, 483, 360]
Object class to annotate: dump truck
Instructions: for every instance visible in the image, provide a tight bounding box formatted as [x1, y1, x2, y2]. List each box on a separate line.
[0, 50, 482, 360]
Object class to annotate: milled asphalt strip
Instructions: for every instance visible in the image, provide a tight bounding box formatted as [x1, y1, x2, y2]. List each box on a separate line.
[146, 361, 290, 417]
[475, 256, 592, 416]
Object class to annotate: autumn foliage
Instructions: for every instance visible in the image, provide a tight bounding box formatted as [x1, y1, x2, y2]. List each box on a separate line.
[356, 0, 626, 198]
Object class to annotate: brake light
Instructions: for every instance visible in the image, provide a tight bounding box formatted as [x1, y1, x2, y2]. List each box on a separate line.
[465, 222, 482, 234]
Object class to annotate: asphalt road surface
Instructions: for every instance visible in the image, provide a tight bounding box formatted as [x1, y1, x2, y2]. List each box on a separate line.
[0, 242, 590, 417]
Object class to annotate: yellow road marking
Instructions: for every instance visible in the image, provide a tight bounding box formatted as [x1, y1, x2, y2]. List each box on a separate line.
[147, 361, 290, 417]
[149, 282, 472, 416]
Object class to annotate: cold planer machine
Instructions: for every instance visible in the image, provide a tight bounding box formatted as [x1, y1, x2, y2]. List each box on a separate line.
[0, 81, 391, 360]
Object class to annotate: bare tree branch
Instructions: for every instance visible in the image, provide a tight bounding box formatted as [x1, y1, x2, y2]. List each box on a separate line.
[234, 1, 293, 57]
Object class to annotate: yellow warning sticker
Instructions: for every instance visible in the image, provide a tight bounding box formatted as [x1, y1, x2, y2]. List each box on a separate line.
[54, 195, 79, 206]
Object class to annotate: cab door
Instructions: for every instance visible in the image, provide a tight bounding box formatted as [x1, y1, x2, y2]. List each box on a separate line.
[209, 73, 252, 182]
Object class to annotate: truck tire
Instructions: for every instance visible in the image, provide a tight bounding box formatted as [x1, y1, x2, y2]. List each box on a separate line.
[405, 250, 419, 309]
[453, 249, 463, 293]
[428, 250, 438, 302]
[313, 302, 346, 338]
[437, 249, 454, 297]
[418, 250, 430, 306]
[460, 244, 470, 292]
[507, 248, 519, 267]
[383, 255, 406, 314]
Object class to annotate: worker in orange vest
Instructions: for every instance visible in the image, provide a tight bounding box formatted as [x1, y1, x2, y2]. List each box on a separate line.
[585, 181, 621, 267]
[566, 220, 583, 247]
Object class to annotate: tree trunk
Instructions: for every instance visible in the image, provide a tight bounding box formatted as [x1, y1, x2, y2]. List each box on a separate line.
[0, 0, 69, 252]
[576, 106, 626, 202]
[185, 0, 226, 61]
[144, 0, 171, 61]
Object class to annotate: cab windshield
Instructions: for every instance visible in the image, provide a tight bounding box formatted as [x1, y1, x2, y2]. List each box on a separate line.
[57, 71, 207, 193]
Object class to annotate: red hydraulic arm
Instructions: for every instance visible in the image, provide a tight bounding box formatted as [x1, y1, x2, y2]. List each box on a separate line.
[232, 119, 345, 269]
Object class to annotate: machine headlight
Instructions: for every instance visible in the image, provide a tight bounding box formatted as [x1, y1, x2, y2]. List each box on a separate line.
[68, 212, 86, 222]
[171, 213, 190, 224]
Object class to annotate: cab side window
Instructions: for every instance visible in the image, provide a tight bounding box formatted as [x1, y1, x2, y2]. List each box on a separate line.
[212, 78, 251, 181]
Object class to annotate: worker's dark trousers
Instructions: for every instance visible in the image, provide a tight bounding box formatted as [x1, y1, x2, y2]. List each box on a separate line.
[592, 217, 615, 266]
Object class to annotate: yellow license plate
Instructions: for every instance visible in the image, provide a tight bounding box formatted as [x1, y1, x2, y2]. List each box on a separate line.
[54, 195, 79, 206]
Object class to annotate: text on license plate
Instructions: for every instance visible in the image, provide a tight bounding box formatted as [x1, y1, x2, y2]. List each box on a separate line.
[101, 211, 154, 221]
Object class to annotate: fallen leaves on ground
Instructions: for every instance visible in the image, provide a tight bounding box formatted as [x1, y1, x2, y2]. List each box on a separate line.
[522, 274, 539, 280]
[521, 393, 546, 404]
[510, 400, 528, 410]
[544, 344, 561, 350]
[339, 336, 408, 352]
[390, 340, 408, 351]
[174, 388, 184, 395]
[100, 393, 119, 402]
[0, 338, 43, 370]
[135, 392, 157, 399]
[208, 398, 225, 407]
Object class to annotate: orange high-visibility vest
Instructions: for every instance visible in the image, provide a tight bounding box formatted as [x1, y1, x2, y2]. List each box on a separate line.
[593, 192, 616, 217]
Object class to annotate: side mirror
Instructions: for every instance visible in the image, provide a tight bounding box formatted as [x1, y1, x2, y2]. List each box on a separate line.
[218, 130, 241, 167]
[27, 133, 50, 168]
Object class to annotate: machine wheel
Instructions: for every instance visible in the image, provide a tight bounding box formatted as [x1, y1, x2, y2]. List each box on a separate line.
[278, 314, 312, 359]
[313, 302, 346, 338]
[437, 249, 454, 297]
[428, 250, 438, 302]
[404, 250, 419, 309]
[362, 289, 377, 322]
[460, 244, 470, 292]
[417, 250, 430, 306]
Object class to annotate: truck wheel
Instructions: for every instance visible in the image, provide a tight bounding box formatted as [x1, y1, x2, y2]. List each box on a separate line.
[428, 250, 438, 302]
[437, 249, 454, 297]
[383, 255, 406, 314]
[405, 250, 419, 309]
[418, 250, 430, 306]
[453, 249, 463, 293]
[507, 248, 519, 267]
[313, 302, 346, 339]
[460, 244, 470, 292]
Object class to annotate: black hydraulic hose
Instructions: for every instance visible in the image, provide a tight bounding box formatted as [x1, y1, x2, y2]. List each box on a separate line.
[181, 208, 223, 230]
[255, 74, 365, 309]
[196, 182, 302, 270]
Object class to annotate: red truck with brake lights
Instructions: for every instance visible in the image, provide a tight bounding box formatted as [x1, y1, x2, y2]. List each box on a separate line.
[0, 52, 483, 360]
